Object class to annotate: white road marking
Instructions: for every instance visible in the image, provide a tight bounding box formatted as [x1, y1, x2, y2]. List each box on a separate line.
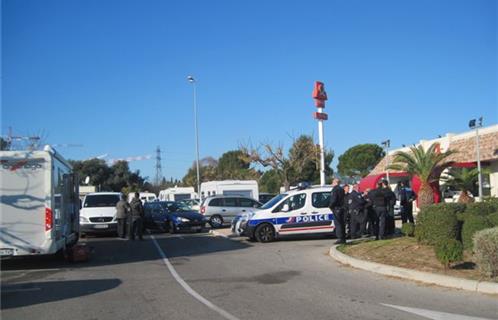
[382, 303, 496, 320]
[1, 268, 61, 273]
[150, 234, 240, 320]
[1, 287, 42, 293]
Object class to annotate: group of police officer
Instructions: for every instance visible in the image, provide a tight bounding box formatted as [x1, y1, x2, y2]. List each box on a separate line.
[329, 178, 400, 244]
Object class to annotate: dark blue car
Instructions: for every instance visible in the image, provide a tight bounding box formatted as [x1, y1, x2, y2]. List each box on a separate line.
[143, 201, 207, 233]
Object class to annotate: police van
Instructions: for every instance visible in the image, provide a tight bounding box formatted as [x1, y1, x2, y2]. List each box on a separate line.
[232, 184, 334, 242]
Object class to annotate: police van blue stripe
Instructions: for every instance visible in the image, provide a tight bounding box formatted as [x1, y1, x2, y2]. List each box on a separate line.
[247, 213, 334, 227]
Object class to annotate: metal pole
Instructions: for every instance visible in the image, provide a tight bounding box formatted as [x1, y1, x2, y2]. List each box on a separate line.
[188, 76, 201, 201]
[476, 126, 483, 201]
[317, 107, 326, 186]
[383, 140, 390, 184]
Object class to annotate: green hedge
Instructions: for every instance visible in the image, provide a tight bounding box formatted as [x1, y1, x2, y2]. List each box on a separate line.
[461, 215, 493, 250]
[435, 239, 463, 268]
[462, 202, 497, 217]
[473, 227, 498, 279]
[486, 212, 498, 227]
[415, 204, 459, 245]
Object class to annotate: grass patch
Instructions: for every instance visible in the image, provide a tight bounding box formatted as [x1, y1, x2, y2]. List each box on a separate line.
[341, 237, 494, 282]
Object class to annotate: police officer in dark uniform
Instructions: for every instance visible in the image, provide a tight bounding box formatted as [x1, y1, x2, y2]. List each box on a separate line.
[382, 180, 396, 235]
[398, 181, 415, 224]
[329, 178, 346, 244]
[368, 181, 390, 240]
[129, 192, 145, 240]
[362, 188, 376, 237]
[348, 184, 367, 239]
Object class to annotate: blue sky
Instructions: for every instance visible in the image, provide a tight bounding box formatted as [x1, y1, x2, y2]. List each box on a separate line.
[2, 0, 497, 182]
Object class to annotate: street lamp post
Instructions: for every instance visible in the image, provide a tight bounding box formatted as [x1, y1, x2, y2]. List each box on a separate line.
[381, 139, 391, 184]
[187, 75, 201, 201]
[469, 117, 483, 201]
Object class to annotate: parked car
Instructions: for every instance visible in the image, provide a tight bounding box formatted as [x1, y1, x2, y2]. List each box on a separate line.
[80, 192, 122, 235]
[200, 195, 262, 228]
[143, 201, 206, 233]
[233, 184, 336, 242]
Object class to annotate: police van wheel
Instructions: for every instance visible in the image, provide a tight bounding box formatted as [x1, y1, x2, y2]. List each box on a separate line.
[255, 223, 275, 243]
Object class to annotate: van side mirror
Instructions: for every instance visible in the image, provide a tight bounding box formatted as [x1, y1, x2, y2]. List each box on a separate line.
[281, 204, 290, 212]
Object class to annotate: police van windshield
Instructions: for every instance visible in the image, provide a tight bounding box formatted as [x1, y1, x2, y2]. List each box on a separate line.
[260, 193, 288, 210]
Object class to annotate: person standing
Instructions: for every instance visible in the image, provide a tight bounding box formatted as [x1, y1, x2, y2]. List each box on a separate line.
[348, 184, 367, 239]
[129, 192, 145, 240]
[382, 180, 396, 235]
[363, 188, 376, 237]
[368, 181, 389, 240]
[329, 178, 346, 244]
[115, 194, 131, 239]
[399, 181, 415, 224]
[343, 184, 351, 239]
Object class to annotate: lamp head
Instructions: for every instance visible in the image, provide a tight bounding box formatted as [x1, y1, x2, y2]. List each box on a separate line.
[187, 75, 195, 83]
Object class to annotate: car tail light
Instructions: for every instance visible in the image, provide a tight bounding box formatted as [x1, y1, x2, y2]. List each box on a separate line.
[200, 206, 206, 214]
[45, 207, 53, 231]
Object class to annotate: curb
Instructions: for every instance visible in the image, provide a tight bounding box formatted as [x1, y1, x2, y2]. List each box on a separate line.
[329, 245, 498, 295]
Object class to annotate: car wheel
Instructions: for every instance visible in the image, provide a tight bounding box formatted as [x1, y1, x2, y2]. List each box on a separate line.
[255, 223, 275, 243]
[169, 221, 177, 234]
[209, 215, 223, 228]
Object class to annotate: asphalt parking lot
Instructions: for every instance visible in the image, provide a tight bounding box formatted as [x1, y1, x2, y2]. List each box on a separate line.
[1, 230, 497, 320]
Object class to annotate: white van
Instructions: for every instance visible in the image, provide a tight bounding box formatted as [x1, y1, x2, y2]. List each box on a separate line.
[200, 180, 259, 200]
[158, 187, 196, 202]
[232, 185, 334, 242]
[0, 148, 80, 257]
[80, 192, 122, 234]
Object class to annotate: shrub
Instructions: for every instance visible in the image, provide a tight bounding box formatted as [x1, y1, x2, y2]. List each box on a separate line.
[473, 227, 498, 279]
[486, 212, 498, 227]
[463, 202, 496, 217]
[435, 239, 463, 268]
[401, 223, 415, 237]
[461, 215, 493, 250]
[415, 204, 459, 245]
[483, 197, 498, 211]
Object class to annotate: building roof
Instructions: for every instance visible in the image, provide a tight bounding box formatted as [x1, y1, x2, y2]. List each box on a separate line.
[369, 124, 498, 176]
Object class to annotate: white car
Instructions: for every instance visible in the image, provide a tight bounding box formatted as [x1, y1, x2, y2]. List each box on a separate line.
[80, 192, 122, 234]
[233, 184, 335, 242]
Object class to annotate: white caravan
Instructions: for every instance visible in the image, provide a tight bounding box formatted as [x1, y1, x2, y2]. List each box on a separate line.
[0, 147, 80, 257]
[158, 187, 196, 202]
[200, 180, 259, 200]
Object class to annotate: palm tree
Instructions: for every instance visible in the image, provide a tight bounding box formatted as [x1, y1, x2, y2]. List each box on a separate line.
[388, 143, 455, 207]
[441, 167, 479, 203]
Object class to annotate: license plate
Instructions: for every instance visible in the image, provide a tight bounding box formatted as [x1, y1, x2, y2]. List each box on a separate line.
[94, 224, 109, 229]
[0, 249, 14, 256]
[192, 226, 202, 230]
